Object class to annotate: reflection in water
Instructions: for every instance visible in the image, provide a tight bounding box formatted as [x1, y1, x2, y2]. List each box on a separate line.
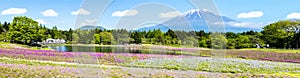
[47, 46, 182, 55]
[48, 46, 143, 53]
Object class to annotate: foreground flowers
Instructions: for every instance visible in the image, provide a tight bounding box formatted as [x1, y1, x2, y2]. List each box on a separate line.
[0, 47, 299, 77]
[0, 57, 296, 78]
[123, 57, 300, 74]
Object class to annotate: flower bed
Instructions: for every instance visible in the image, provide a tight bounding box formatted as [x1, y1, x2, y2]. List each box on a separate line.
[0, 47, 300, 77]
[0, 57, 295, 78]
[195, 50, 300, 63]
[228, 50, 300, 63]
[122, 57, 300, 77]
[0, 63, 77, 77]
[0, 48, 188, 65]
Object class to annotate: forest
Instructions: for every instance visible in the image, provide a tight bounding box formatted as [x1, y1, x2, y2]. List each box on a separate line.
[0, 16, 299, 49]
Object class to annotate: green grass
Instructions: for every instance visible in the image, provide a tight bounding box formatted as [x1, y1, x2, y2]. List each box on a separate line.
[0, 42, 53, 50]
[240, 48, 300, 53]
[30, 47, 53, 50]
[0, 42, 10, 44]
[0, 57, 120, 68]
[0, 42, 26, 49]
[0, 64, 77, 77]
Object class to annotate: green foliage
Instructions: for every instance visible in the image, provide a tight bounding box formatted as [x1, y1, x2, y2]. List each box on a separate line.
[71, 33, 79, 43]
[3, 16, 72, 45]
[6, 16, 42, 44]
[211, 33, 227, 49]
[94, 31, 114, 45]
[262, 20, 299, 48]
[183, 36, 198, 46]
[226, 31, 264, 49]
[236, 35, 252, 48]
[0, 22, 2, 33]
[131, 31, 142, 44]
[151, 29, 164, 44]
[112, 29, 130, 44]
[164, 29, 178, 45]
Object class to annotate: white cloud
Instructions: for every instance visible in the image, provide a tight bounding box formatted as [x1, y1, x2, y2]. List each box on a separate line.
[287, 12, 300, 19]
[237, 11, 263, 18]
[228, 22, 265, 28]
[214, 21, 265, 29]
[80, 19, 98, 26]
[160, 11, 181, 18]
[35, 19, 48, 24]
[112, 10, 138, 17]
[41, 9, 58, 17]
[71, 8, 90, 15]
[1, 8, 27, 15]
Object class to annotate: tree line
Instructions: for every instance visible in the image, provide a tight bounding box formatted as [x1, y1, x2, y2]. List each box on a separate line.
[1, 16, 299, 49]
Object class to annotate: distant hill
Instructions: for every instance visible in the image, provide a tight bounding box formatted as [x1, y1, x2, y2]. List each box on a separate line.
[137, 24, 170, 32]
[78, 25, 106, 30]
[137, 9, 256, 32]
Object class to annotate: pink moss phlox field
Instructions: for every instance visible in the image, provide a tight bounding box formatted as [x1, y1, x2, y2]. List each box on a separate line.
[0, 48, 188, 64]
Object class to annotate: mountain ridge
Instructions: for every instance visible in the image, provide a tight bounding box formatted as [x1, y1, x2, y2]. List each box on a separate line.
[78, 25, 106, 30]
[137, 9, 256, 32]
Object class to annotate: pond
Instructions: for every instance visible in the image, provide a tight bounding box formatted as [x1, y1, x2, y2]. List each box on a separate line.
[48, 45, 182, 55]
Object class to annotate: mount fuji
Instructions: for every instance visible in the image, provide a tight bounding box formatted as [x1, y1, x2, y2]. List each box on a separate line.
[137, 9, 258, 32]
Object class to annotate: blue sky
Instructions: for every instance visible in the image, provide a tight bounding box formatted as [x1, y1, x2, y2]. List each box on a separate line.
[1, 0, 300, 30]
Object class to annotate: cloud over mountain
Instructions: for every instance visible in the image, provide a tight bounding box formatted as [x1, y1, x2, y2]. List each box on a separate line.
[237, 11, 263, 18]
[71, 8, 90, 15]
[112, 10, 138, 17]
[160, 11, 181, 18]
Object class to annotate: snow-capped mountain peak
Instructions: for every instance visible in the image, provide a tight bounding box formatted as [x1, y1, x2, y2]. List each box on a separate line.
[137, 9, 255, 32]
[182, 9, 212, 17]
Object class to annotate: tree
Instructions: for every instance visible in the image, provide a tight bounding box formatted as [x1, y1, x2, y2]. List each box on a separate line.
[66, 28, 73, 43]
[6, 16, 41, 44]
[34, 24, 47, 42]
[198, 36, 210, 48]
[236, 35, 251, 48]
[164, 29, 179, 45]
[130, 32, 142, 44]
[146, 30, 154, 44]
[94, 31, 114, 45]
[183, 36, 198, 46]
[196, 30, 207, 37]
[210, 33, 227, 49]
[51, 26, 63, 39]
[0, 23, 7, 41]
[0, 22, 3, 33]
[226, 32, 237, 39]
[262, 20, 298, 48]
[2, 22, 10, 32]
[165, 29, 177, 39]
[94, 34, 101, 44]
[72, 33, 79, 44]
[112, 29, 130, 44]
[226, 38, 236, 49]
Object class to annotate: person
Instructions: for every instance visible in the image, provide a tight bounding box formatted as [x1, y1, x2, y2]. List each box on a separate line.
[256, 44, 260, 48]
